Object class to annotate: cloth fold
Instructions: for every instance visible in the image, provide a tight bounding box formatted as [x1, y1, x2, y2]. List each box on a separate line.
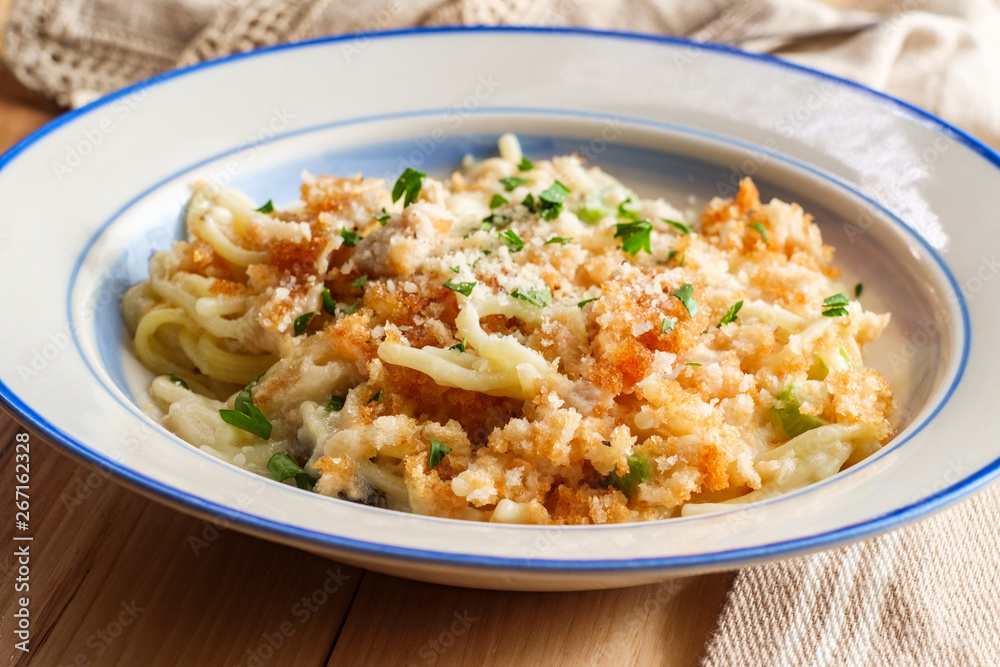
[5, 1, 1000, 664]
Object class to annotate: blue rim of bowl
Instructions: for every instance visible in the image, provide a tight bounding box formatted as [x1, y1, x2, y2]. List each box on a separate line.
[0, 26, 994, 573]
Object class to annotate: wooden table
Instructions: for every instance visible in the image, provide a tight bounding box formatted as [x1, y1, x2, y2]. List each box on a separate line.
[0, 9, 735, 666]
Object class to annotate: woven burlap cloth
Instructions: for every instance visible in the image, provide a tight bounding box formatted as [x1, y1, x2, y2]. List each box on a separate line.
[6, 1, 1000, 664]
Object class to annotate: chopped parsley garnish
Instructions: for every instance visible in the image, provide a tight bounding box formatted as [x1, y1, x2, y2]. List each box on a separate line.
[608, 451, 652, 498]
[429, 439, 451, 470]
[617, 197, 642, 221]
[661, 317, 676, 333]
[670, 283, 698, 317]
[821, 293, 850, 317]
[450, 265, 461, 273]
[544, 236, 572, 245]
[500, 176, 532, 192]
[614, 219, 653, 255]
[517, 156, 534, 171]
[537, 181, 571, 220]
[499, 229, 524, 252]
[368, 390, 381, 404]
[443, 279, 476, 297]
[266, 452, 315, 490]
[392, 167, 426, 207]
[770, 385, 827, 439]
[511, 286, 552, 308]
[482, 211, 513, 228]
[373, 208, 391, 225]
[854, 283, 863, 298]
[578, 297, 599, 308]
[325, 394, 346, 412]
[685, 362, 703, 367]
[522, 193, 536, 213]
[489, 193, 509, 209]
[166, 374, 189, 389]
[577, 191, 611, 223]
[717, 300, 743, 328]
[677, 252, 686, 267]
[344, 302, 360, 315]
[663, 218, 692, 235]
[255, 200, 274, 213]
[321, 288, 337, 316]
[293, 311, 314, 336]
[749, 223, 769, 243]
[219, 376, 271, 439]
[449, 336, 467, 353]
[340, 228, 361, 247]
[351, 274, 368, 289]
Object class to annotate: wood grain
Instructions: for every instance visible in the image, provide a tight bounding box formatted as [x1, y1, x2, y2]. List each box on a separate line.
[0, 51, 734, 666]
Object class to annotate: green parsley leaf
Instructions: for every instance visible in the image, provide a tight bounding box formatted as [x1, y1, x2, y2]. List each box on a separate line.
[429, 439, 451, 470]
[266, 452, 315, 490]
[661, 317, 676, 333]
[351, 274, 368, 289]
[544, 236, 572, 245]
[344, 302, 360, 316]
[749, 222, 769, 243]
[822, 293, 850, 317]
[443, 279, 476, 297]
[670, 283, 698, 317]
[489, 193, 509, 209]
[617, 197, 642, 221]
[517, 156, 534, 171]
[255, 200, 274, 213]
[522, 193, 536, 213]
[685, 362, 703, 367]
[499, 229, 524, 252]
[511, 287, 552, 308]
[500, 176, 532, 192]
[220, 377, 271, 439]
[717, 300, 743, 328]
[166, 374, 189, 390]
[325, 395, 346, 412]
[450, 265, 461, 273]
[321, 288, 337, 316]
[662, 218, 692, 235]
[614, 219, 653, 255]
[770, 385, 827, 439]
[577, 190, 611, 224]
[677, 252, 686, 267]
[340, 228, 361, 247]
[293, 311, 314, 336]
[368, 390, 381, 404]
[392, 167, 426, 207]
[578, 297, 599, 308]
[374, 208, 391, 225]
[607, 451, 652, 498]
[449, 336, 467, 353]
[538, 180, 571, 221]
[854, 283, 863, 298]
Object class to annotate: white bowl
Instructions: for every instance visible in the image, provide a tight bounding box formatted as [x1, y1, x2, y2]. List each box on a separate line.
[0, 27, 995, 591]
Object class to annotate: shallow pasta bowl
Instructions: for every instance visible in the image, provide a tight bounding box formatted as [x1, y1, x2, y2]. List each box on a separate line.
[0, 27, 996, 591]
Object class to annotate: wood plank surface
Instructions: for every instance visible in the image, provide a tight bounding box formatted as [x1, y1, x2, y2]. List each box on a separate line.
[0, 24, 735, 665]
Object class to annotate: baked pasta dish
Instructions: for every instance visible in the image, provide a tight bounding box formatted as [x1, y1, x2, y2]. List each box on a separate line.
[121, 134, 894, 524]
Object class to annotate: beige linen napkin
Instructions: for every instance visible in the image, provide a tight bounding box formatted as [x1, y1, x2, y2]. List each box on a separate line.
[6, 1, 1000, 664]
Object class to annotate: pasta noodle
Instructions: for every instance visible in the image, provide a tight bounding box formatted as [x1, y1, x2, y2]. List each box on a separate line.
[122, 134, 894, 524]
